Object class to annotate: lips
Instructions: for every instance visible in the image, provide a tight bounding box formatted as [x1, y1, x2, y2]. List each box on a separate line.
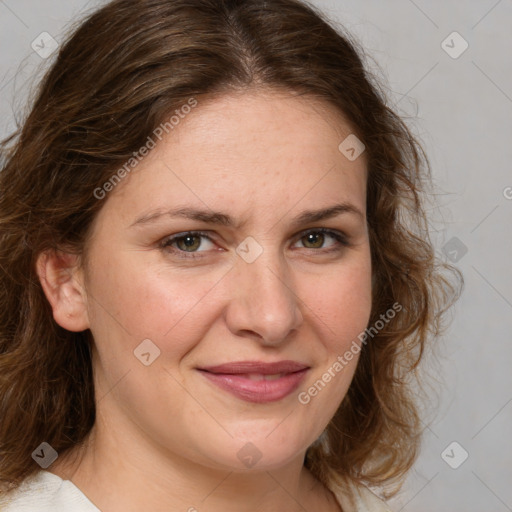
[198, 360, 309, 375]
[197, 360, 310, 403]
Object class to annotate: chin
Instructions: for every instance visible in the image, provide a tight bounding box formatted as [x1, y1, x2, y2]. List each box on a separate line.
[196, 426, 312, 472]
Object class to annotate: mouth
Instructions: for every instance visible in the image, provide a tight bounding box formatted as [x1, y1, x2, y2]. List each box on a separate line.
[196, 360, 310, 403]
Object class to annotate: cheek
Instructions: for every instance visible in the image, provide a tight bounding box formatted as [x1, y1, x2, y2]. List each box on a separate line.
[302, 259, 372, 348]
[296, 263, 371, 424]
[85, 254, 225, 356]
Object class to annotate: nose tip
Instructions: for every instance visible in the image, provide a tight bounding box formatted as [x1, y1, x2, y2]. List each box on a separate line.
[225, 259, 304, 346]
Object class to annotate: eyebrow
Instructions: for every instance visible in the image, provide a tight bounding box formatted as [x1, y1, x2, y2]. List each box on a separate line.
[129, 202, 364, 229]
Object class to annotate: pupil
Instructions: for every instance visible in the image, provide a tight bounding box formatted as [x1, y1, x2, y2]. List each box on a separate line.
[180, 236, 199, 251]
[306, 233, 323, 248]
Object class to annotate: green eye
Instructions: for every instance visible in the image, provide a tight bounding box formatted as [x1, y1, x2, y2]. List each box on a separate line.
[294, 229, 349, 251]
[301, 232, 326, 249]
[160, 228, 349, 261]
[161, 231, 215, 256]
[175, 234, 203, 252]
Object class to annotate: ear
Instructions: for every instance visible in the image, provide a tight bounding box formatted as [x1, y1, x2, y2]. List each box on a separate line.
[36, 249, 90, 332]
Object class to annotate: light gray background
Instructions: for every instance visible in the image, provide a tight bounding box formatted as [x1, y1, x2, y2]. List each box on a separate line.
[1, 1, 511, 511]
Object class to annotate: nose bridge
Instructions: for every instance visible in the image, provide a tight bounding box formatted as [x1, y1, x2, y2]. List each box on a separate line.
[227, 244, 303, 343]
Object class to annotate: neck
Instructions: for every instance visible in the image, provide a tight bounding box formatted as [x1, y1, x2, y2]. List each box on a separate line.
[48, 421, 339, 512]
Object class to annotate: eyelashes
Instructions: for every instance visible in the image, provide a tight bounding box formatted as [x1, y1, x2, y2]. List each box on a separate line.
[160, 231, 215, 255]
[159, 228, 350, 260]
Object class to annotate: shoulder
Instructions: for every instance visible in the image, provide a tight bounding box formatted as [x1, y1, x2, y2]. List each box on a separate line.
[353, 485, 393, 512]
[329, 478, 393, 512]
[0, 470, 100, 512]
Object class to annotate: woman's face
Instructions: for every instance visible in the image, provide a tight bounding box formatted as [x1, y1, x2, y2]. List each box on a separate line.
[79, 90, 372, 472]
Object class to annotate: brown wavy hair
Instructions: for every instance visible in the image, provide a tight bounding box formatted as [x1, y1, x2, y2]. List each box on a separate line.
[0, 0, 462, 499]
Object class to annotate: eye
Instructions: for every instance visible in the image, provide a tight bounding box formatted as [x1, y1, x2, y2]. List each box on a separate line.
[160, 231, 216, 257]
[159, 228, 350, 260]
[293, 228, 349, 252]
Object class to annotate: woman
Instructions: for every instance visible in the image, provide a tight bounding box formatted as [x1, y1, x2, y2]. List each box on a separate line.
[0, 0, 461, 510]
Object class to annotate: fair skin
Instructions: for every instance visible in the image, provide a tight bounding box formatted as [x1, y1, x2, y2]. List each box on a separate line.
[37, 89, 372, 512]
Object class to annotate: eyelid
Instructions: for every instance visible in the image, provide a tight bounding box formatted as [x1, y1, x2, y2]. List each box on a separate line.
[159, 227, 350, 258]
[292, 227, 350, 249]
[159, 230, 215, 250]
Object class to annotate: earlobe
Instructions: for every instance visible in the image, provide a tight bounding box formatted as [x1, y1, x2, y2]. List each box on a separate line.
[36, 250, 90, 332]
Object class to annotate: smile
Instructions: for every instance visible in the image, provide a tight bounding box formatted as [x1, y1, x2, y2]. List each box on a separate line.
[197, 369, 309, 403]
[196, 360, 310, 403]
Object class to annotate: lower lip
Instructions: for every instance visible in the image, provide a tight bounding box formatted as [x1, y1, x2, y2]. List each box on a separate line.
[198, 369, 309, 403]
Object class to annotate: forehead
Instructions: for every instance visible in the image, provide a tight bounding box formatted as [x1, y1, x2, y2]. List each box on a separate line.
[97, 89, 367, 224]
[167, 89, 361, 157]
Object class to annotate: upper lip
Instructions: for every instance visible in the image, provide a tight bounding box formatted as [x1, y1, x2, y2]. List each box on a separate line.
[197, 360, 310, 375]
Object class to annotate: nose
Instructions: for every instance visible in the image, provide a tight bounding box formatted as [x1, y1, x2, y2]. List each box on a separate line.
[224, 251, 304, 346]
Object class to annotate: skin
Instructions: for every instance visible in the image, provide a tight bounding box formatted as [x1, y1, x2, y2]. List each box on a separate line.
[37, 89, 372, 512]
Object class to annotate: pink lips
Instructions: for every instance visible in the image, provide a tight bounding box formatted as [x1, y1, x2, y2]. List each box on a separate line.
[197, 360, 310, 403]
